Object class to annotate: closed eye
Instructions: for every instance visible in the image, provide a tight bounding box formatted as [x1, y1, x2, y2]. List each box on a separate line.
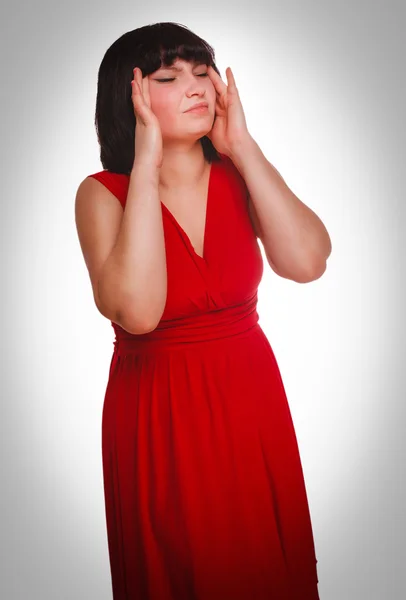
[156, 73, 209, 83]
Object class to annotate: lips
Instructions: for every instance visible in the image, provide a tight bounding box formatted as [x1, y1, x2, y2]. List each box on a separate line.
[185, 102, 209, 112]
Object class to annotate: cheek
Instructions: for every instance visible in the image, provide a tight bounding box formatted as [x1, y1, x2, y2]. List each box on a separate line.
[149, 93, 165, 116]
[150, 91, 177, 123]
[207, 82, 217, 104]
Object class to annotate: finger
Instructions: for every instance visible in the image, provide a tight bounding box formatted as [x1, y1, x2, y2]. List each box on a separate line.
[134, 69, 149, 106]
[142, 74, 152, 109]
[136, 68, 144, 93]
[207, 65, 228, 97]
[131, 73, 148, 118]
[132, 81, 144, 104]
[134, 68, 143, 86]
[132, 69, 142, 96]
[132, 83, 145, 121]
[225, 67, 238, 93]
[207, 65, 224, 93]
[131, 73, 144, 105]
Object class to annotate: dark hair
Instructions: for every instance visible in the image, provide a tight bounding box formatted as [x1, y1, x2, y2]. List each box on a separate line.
[94, 22, 222, 174]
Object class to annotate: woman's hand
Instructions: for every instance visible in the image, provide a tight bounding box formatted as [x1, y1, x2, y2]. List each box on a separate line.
[206, 66, 252, 158]
[131, 67, 163, 169]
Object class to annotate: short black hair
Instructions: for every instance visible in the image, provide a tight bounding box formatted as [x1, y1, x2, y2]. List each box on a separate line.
[95, 22, 222, 174]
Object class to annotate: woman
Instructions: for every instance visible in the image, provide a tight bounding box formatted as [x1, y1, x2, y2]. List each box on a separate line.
[75, 21, 331, 600]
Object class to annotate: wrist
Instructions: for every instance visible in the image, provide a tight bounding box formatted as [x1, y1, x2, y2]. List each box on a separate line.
[229, 135, 257, 166]
[131, 162, 161, 179]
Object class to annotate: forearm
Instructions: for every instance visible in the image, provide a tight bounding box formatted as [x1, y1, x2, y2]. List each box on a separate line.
[98, 165, 167, 333]
[230, 136, 332, 281]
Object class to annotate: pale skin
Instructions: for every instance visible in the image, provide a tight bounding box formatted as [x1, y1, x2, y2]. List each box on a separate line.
[144, 59, 216, 189]
[141, 58, 332, 282]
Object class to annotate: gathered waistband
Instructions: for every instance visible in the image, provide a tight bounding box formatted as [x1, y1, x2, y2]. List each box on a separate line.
[112, 294, 260, 356]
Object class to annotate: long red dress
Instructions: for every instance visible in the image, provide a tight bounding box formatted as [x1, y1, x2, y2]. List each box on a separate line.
[88, 153, 320, 599]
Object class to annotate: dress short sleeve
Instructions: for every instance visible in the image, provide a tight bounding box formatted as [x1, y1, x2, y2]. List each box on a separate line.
[87, 171, 129, 208]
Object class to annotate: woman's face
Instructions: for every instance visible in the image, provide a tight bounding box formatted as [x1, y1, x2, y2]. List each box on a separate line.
[147, 58, 216, 143]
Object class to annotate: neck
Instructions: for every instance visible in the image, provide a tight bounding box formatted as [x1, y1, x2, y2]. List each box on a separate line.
[159, 142, 208, 190]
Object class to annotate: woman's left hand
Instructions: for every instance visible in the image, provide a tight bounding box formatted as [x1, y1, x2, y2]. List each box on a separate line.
[206, 66, 252, 158]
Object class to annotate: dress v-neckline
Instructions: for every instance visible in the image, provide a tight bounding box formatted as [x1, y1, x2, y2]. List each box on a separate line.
[160, 160, 216, 263]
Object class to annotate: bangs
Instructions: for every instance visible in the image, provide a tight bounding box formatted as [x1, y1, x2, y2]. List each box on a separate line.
[130, 22, 218, 76]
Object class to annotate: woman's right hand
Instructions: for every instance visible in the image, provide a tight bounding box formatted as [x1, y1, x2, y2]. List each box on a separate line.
[131, 67, 163, 169]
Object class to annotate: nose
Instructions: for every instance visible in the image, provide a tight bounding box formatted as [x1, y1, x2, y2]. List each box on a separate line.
[185, 75, 207, 98]
[186, 87, 206, 100]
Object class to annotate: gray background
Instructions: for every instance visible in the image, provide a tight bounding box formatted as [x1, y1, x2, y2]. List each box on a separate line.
[1, 0, 405, 598]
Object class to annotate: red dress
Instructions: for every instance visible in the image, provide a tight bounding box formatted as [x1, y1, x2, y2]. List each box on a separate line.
[88, 154, 320, 599]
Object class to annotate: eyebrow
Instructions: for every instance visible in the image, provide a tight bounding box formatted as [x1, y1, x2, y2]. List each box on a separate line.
[158, 62, 206, 72]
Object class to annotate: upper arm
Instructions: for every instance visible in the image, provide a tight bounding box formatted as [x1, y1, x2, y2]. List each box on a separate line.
[247, 193, 286, 277]
[75, 176, 124, 319]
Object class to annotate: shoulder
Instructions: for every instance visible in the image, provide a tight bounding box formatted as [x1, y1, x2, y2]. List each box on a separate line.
[84, 170, 129, 207]
[87, 169, 128, 190]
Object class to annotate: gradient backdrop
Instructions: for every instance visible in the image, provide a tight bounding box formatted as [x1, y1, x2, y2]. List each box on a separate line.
[1, 0, 405, 598]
